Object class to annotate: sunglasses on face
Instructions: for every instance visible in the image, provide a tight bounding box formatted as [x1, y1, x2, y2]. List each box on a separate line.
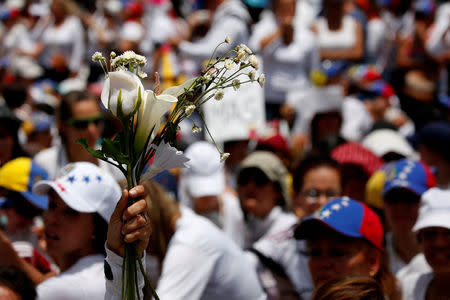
[66, 115, 104, 130]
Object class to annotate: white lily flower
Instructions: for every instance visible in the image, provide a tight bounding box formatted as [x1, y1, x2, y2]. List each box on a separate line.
[140, 142, 190, 181]
[225, 36, 231, 44]
[100, 70, 144, 117]
[134, 90, 178, 154]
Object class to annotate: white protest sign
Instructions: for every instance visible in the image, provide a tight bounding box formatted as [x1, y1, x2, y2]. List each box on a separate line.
[203, 80, 265, 144]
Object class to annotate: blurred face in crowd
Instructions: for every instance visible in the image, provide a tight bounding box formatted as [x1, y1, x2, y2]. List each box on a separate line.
[342, 164, 369, 202]
[274, 0, 296, 24]
[420, 227, 450, 275]
[307, 226, 380, 287]
[0, 285, 21, 300]
[0, 128, 14, 167]
[238, 168, 280, 219]
[383, 189, 420, 234]
[61, 99, 103, 153]
[43, 191, 95, 269]
[294, 166, 342, 219]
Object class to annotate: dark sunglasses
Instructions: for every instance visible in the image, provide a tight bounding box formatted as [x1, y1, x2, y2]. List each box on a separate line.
[66, 115, 104, 130]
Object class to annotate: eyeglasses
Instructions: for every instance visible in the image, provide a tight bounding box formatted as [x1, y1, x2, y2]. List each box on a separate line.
[301, 189, 339, 203]
[66, 115, 104, 130]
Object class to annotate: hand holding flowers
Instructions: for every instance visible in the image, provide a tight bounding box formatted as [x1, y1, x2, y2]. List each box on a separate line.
[85, 37, 264, 299]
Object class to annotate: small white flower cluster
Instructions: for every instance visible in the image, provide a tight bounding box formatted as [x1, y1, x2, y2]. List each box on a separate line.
[110, 50, 148, 78]
[92, 51, 105, 62]
[184, 105, 196, 117]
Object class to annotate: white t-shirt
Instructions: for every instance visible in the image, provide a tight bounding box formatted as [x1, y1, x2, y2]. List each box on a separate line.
[247, 226, 314, 299]
[178, 0, 250, 64]
[340, 96, 373, 142]
[222, 191, 246, 248]
[37, 254, 105, 300]
[40, 16, 85, 72]
[156, 207, 266, 300]
[33, 146, 124, 182]
[401, 272, 433, 300]
[244, 206, 298, 248]
[249, 12, 320, 103]
[315, 15, 357, 50]
[385, 232, 407, 274]
[396, 253, 432, 282]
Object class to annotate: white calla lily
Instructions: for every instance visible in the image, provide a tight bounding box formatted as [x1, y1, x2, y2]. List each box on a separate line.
[100, 70, 144, 117]
[140, 142, 190, 181]
[161, 77, 197, 98]
[134, 90, 178, 154]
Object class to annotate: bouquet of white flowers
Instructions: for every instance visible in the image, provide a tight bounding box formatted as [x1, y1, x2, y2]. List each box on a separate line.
[83, 37, 264, 300]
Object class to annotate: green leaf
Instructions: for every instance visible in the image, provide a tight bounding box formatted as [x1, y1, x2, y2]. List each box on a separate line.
[102, 138, 129, 165]
[77, 138, 105, 160]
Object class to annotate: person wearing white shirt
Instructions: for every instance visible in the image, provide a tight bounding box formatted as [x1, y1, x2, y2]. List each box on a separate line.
[33, 91, 123, 182]
[122, 181, 266, 300]
[38, 0, 85, 77]
[237, 151, 297, 249]
[249, 0, 319, 119]
[400, 188, 450, 300]
[172, 0, 251, 66]
[178, 141, 246, 248]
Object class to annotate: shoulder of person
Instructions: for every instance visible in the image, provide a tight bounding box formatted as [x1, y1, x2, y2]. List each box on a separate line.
[400, 271, 433, 300]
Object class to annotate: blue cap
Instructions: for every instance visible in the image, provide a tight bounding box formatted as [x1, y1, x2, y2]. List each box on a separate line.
[382, 159, 435, 197]
[295, 197, 384, 249]
[0, 158, 49, 210]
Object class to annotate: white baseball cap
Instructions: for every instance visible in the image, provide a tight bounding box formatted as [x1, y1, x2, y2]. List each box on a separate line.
[33, 162, 122, 222]
[362, 129, 416, 159]
[183, 141, 225, 198]
[413, 188, 450, 232]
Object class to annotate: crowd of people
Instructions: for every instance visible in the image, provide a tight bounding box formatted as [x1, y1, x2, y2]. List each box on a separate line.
[0, 0, 449, 299]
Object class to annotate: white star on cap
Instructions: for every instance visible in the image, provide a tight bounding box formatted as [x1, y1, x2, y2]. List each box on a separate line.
[331, 203, 341, 211]
[341, 200, 349, 207]
[320, 209, 332, 219]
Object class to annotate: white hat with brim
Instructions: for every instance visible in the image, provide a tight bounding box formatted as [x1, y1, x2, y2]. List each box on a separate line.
[186, 171, 225, 198]
[184, 141, 225, 198]
[33, 162, 122, 222]
[413, 188, 450, 232]
[362, 129, 416, 159]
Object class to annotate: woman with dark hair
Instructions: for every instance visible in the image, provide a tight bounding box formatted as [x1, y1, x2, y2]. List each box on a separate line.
[0, 161, 148, 299]
[295, 197, 401, 300]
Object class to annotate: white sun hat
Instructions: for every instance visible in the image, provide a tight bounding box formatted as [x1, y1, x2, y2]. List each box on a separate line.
[413, 188, 450, 233]
[33, 162, 122, 222]
[183, 141, 225, 198]
[362, 129, 417, 159]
